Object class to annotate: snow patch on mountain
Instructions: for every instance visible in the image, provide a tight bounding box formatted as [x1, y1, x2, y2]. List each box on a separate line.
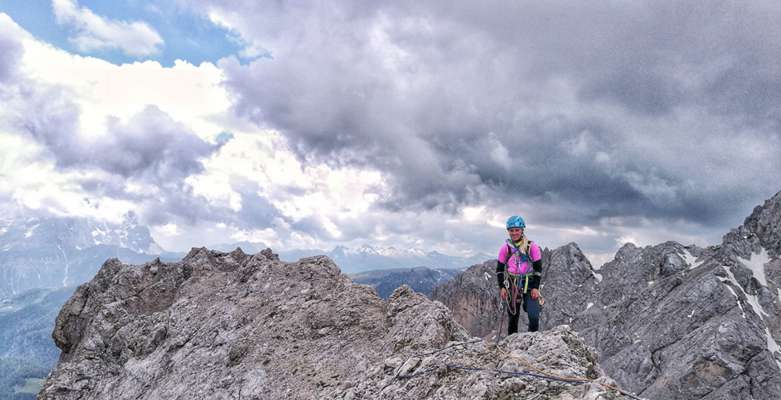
[682, 248, 702, 270]
[739, 247, 771, 287]
[765, 327, 781, 371]
[0, 212, 163, 297]
[719, 266, 768, 319]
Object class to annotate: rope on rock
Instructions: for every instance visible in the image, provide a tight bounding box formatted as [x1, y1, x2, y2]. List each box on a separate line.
[494, 345, 644, 400]
[387, 338, 644, 400]
[396, 361, 643, 400]
[397, 362, 589, 384]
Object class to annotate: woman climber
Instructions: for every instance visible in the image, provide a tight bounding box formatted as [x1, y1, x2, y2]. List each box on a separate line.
[496, 215, 543, 334]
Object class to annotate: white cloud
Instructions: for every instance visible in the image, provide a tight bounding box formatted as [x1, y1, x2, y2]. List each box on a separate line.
[0, 133, 136, 223]
[461, 206, 487, 222]
[52, 0, 163, 57]
[617, 235, 639, 246]
[185, 130, 388, 246]
[1, 17, 223, 232]
[18, 35, 228, 142]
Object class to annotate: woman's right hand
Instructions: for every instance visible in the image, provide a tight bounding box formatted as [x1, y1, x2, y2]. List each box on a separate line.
[500, 288, 508, 300]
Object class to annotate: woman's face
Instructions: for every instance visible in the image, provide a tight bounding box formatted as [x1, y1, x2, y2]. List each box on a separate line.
[507, 228, 523, 241]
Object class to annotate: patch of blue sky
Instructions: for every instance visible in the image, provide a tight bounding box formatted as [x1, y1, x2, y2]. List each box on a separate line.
[215, 131, 234, 145]
[0, 0, 245, 67]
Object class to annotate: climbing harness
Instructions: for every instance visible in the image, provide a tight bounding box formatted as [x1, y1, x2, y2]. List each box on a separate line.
[501, 238, 542, 315]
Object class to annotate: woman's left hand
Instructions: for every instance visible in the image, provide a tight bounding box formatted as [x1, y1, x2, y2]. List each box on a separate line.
[530, 288, 540, 300]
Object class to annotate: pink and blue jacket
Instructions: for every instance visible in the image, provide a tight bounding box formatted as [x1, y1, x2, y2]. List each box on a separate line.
[496, 240, 543, 290]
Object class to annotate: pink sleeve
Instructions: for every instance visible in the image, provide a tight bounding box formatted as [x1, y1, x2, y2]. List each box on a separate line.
[497, 245, 509, 262]
[530, 243, 542, 261]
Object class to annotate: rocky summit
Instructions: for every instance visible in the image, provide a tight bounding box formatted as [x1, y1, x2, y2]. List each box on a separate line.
[433, 191, 781, 400]
[40, 247, 628, 399]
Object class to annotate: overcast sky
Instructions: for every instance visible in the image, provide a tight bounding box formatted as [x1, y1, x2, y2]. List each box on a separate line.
[1, 1, 779, 266]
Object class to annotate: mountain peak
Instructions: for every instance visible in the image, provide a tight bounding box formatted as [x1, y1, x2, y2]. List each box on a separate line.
[742, 190, 781, 256]
[0, 213, 163, 297]
[614, 242, 641, 261]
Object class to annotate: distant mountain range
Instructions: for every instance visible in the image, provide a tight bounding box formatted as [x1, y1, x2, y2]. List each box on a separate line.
[0, 213, 161, 298]
[166, 243, 491, 275]
[277, 244, 490, 274]
[350, 267, 462, 299]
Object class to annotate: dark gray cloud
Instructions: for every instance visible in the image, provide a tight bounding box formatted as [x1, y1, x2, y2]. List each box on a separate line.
[192, 0, 781, 231]
[73, 163, 285, 231]
[230, 178, 283, 229]
[22, 104, 220, 184]
[290, 216, 333, 240]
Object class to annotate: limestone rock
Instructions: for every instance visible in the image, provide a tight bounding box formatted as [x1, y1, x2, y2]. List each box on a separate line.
[432, 260, 502, 339]
[39, 247, 620, 400]
[432, 190, 781, 399]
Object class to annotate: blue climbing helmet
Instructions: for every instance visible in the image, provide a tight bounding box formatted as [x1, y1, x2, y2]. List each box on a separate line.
[506, 215, 526, 230]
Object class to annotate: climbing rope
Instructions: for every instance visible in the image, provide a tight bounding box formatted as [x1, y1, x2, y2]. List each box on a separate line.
[397, 362, 588, 384]
[494, 299, 506, 346]
[493, 343, 644, 399]
[388, 338, 644, 400]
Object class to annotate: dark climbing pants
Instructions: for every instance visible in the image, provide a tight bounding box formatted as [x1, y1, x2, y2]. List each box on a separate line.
[507, 292, 540, 334]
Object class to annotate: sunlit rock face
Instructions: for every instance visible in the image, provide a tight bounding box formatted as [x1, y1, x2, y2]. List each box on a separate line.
[433, 190, 781, 400]
[40, 247, 618, 400]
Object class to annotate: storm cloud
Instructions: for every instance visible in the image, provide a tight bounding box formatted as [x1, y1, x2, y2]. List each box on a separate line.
[186, 0, 781, 230]
[19, 102, 220, 184]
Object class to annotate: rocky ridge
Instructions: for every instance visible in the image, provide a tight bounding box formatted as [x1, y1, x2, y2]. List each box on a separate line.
[40, 247, 626, 399]
[432, 191, 781, 400]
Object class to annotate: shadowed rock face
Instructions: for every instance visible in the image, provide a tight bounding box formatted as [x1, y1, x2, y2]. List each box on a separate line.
[432, 260, 503, 339]
[432, 190, 781, 400]
[40, 247, 619, 400]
